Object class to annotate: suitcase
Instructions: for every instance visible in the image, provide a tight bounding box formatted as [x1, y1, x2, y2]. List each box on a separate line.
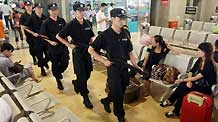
[180, 91, 213, 122]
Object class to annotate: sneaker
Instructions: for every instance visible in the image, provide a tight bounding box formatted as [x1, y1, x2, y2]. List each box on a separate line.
[100, 98, 111, 113]
[160, 99, 173, 107]
[83, 95, 93, 109]
[72, 80, 79, 94]
[165, 111, 179, 118]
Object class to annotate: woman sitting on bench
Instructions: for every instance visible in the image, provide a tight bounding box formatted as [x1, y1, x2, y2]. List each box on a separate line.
[161, 42, 217, 118]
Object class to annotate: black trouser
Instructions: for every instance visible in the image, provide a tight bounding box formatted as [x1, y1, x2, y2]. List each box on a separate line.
[168, 82, 211, 115]
[26, 36, 37, 61]
[72, 48, 93, 96]
[35, 38, 49, 67]
[104, 62, 130, 118]
[49, 46, 69, 80]
[14, 27, 23, 42]
[4, 15, 13, 30]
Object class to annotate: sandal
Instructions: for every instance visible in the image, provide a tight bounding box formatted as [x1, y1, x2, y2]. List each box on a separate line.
[165, 111, 179, 118]
[160, 99, 173, 107]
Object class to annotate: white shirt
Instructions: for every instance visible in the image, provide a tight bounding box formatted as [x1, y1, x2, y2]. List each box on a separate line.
[96, 10, 107, 32]
[108, 6, 113, 19]
[85, 10, 95, 22]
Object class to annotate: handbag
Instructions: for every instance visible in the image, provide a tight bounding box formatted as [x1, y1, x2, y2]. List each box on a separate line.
[194, 78, 210, 87]
[192, 69, 210, 87]
[162, 66, 180, 84]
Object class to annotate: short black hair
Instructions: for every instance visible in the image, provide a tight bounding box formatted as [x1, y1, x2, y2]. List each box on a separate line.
[1, 43, 14, 52]
[110, 3, 114, 6]
[215, 39, 218, 49]
[101, 3, 107, 7]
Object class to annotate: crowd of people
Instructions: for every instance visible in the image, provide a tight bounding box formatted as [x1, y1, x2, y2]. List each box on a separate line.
[0, 1, 217, 122]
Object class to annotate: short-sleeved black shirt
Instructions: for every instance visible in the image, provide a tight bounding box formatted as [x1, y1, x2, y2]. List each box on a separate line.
[26, 13, 47, 34]
[19, 11, 33, 40]
[145, 46, 170, 72]
[40, 17, 66, 45]
[91, 27, 133, 61]
[58, 18, 94, 47]
[190, 58, 217, 86]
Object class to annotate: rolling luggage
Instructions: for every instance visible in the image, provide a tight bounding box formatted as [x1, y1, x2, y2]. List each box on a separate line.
[180, 91, 213, 122]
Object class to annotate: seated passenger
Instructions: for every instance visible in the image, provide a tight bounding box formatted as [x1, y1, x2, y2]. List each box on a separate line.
[214, 39, 218, 63]
[129, 35, 176, 79]
[0, 43, 40, 84]
[161, 42, 217, 118]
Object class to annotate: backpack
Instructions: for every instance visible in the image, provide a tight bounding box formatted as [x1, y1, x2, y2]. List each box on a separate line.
[162, 66, 180, 84]
[139, 34, 152, 46]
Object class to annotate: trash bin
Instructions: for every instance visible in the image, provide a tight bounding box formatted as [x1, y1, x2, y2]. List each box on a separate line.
[168, 20, 178, 29]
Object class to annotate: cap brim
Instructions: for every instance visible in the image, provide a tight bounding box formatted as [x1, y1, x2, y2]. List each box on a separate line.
[49, 7, 58, 10]
[35, 6, 43, 8]
[77, 7, 85, 11]
[25, 4, 32, 6]
[118, 15, 130, 19]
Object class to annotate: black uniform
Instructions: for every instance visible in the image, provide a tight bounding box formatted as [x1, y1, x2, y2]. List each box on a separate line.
[58, 18, 94, 96]
[91, 27, 133, 118]
[40, 17, 69, 88]
[26, 13, 49, 68]
[20, 11, 37, 62]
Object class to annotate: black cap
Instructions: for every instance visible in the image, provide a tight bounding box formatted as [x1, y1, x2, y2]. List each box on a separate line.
[48, 2, 58, 10]
[34, 3, 43, 8]
[73, 2, 85, 11]
[110, 8, 129, 19]
[24, 0, 32, 6]
[101, 3, 107, 7]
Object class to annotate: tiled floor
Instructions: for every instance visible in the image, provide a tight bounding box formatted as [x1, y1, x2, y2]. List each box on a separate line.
[10, 45, 179, 122]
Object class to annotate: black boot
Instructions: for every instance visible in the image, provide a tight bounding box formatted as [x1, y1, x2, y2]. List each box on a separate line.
[41, 67, 47, 76]
[45, 63, 49, 69]
[72, 80, 79, 94]
[100, 98, 111, 113]
[57, 79, 64, 90]
[33, 57, 37, 65]
[83, 95, 93, 109]
[117, 116, 125, 122]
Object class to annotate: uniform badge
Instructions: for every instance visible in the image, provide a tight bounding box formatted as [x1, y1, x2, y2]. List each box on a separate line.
[122, 38, 128, 41]
[85, 27, 91, 30]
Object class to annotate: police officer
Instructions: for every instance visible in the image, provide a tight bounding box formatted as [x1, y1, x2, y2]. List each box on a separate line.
[20, 0, 37, 65]
[88, 8, 140, 122]
[40, 3, 69, 91]
[25, 3, 49, 76]
[56, 2, 95, 109]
